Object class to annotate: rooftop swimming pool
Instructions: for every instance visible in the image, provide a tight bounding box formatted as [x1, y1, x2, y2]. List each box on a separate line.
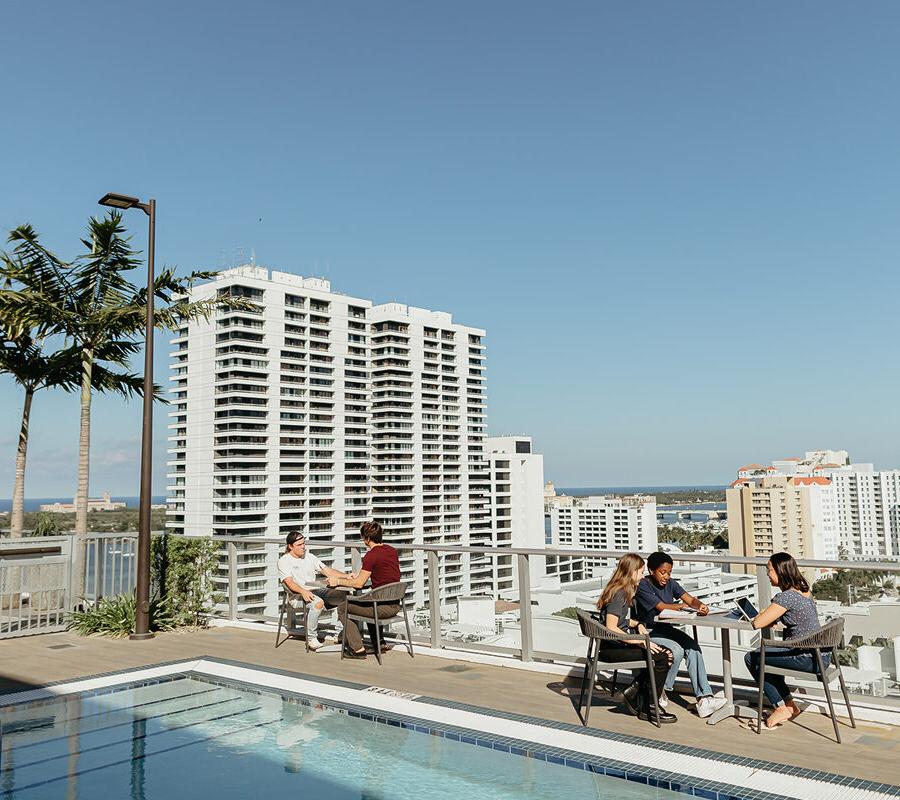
[0, 659, 893, 800]
[0, 674, 678, 800]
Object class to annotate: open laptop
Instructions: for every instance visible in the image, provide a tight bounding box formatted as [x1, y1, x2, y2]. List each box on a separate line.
[719, 597, 758, 621]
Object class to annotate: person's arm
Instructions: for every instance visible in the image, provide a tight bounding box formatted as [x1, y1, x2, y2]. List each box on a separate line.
[281, 576, 315, 603]
[605, 612, 667, 652]
[636, 580, 683, 613]
[680, 590, 709, 616]
[750, 602, 786, 630]
[327, 569, 371, 590]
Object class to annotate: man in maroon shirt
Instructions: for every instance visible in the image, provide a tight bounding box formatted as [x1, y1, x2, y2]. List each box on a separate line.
[326, 521, 401, 658]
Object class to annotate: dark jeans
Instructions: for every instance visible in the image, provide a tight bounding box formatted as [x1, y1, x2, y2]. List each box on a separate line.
[599, 641, 670, 706]
[744, 647, 830, 707]
[339, 600, 401, 652]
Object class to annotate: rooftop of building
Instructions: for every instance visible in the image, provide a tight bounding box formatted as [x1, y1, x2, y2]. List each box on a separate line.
[1, 625, 896, 790]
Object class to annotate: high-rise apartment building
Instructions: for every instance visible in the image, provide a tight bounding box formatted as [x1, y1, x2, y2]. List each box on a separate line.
[728, 452, 900, 563]
[167, 266, 488, 612]
[546, 495, 658, 581]
[483, 436, 546, 594]
[726, 476, 833, 573]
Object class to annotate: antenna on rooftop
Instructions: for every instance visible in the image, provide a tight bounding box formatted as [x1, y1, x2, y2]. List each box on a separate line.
[250, 248, 256, 266]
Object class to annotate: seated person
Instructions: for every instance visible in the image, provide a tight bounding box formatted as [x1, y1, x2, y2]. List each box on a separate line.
[744, 551, 825, 730]
[594, 553, 676, 724]
[635, 552, 727, 717]
[326, 520, 401, 659]
[277, 530, 348, 650]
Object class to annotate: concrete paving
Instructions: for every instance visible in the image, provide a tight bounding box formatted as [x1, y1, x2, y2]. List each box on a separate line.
[1, 625, 896, 786]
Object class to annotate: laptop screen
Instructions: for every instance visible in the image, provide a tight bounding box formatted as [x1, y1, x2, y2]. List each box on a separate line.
[737, 597, 758, 618]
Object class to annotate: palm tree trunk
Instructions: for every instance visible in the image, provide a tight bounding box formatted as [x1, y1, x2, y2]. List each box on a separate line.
[72, 347, 93, 601]
[10, 387, 34, 538]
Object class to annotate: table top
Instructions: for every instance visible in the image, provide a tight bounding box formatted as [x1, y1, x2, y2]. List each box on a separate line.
[658, 613, 754, 631]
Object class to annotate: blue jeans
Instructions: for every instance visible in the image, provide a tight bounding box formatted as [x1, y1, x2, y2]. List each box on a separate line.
[650, 623, 713, 697]
[304, 587, 341, 638]
[744, 647, 830, 707]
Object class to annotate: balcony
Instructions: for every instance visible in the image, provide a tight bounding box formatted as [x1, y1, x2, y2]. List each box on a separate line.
[1, 537, 898, 799]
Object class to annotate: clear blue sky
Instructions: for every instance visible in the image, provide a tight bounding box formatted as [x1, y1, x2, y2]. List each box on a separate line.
[1, 1, 899, 498]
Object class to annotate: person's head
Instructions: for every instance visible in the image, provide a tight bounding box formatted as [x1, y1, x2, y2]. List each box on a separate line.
[767, 552, 810, 592]
[285, 530, 306, 557]
[597, 553, 646, 609]
[647, 551, 674, 585]
[360, 520, 383, 545]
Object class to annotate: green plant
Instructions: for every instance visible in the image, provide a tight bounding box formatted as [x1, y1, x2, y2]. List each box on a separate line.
[29, 512, 60, 537]
[551, 606, 580, 620]
[67, 592, 175, 637]
[151, 533, 221, 627]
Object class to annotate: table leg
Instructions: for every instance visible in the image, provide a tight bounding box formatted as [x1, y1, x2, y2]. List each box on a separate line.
[707, 627, 757, 725]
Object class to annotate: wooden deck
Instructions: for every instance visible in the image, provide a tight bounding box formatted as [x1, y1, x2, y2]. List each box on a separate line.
[1, 624, 897, 786]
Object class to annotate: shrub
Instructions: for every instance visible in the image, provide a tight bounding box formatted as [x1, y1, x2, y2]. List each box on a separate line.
[151, 533, 221, 627]
[67, 592, 176, 637]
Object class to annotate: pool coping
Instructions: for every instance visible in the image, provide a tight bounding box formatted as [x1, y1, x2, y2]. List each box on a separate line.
[1, 656, 896, 800]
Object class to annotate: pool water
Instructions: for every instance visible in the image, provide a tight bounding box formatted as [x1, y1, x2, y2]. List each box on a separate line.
[0, 676, 682, 799]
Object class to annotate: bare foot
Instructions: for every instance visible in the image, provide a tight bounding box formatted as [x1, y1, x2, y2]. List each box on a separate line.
[766, 705, 793, 728]
[785, 701, 803, 720]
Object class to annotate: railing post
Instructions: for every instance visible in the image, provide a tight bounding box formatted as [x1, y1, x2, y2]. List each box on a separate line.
[227, 542, 237, 621]
[428, 550, 441, 650]
[517, 553, 533, 663]
[95, 538, 105, 603]
[756, 564, 772, 639]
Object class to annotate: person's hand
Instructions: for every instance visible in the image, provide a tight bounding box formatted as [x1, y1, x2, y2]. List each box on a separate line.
[697, 603, 709, 616]
[326, 575, 341, 588]
[649, 641, 666, 655]
[300, 589, 315, 604]
[637, 624, 649, 635]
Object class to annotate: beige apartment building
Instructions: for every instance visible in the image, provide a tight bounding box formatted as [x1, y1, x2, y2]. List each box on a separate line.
[726, 476, 826, 577]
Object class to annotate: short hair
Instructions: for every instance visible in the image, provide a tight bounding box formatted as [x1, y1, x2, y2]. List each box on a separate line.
[360, 521, 383, 543]
[285, 530, 304, 548]
[770, 552, 809, 592]
[647, 552, 673, 571]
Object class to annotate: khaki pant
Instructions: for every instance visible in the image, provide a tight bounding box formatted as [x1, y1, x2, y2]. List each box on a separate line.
[339, 600, 400, 652]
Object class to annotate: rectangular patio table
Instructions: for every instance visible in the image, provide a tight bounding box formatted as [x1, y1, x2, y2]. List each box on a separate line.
[662, 613, 757, 725]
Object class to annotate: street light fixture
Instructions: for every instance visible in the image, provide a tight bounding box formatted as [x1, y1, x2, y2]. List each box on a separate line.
[99, 191, 157, 641]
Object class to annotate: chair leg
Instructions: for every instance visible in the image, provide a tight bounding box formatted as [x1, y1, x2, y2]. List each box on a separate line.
[583, 642, 601, 727]
[816, 650, 841, 744]
[646, 651, 660, 728]
[756, 649, 766, 735]
[372, 605, 382, 665]
[339, 600, 347, 661]
[577, 638, 594, 725]
[303, 603, 311, 653]
[834, 647, 855, 729]
[610, 669, 618, 698]
[403, 606, 415, 658]
[275, 602, 285, 648]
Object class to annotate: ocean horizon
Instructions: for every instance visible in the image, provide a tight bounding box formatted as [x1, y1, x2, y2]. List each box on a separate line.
[0, 496, 168, 513]
[557, 485, 726, 496]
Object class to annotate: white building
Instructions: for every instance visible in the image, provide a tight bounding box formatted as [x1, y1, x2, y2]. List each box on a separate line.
[546, 494, 658, 581]
[482, 436, 546, 595]
[167, 266, 489, 613]
[821, 465, 900, 560]
[733, 452, 900, 561]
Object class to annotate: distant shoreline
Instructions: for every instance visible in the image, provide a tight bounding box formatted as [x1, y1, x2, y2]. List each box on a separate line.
[557, 485, 726, 496]
[0, 496, 167, 513]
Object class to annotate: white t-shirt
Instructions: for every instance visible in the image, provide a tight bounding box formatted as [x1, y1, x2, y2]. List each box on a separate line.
[277, 552, 326, 588]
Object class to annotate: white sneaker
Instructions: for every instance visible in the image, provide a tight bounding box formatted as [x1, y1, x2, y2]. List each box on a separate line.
[658, 690, 669, 709]
[695, 696, 728, 718]
[306, 638, 323, 651]
[321, 634, 339, 645]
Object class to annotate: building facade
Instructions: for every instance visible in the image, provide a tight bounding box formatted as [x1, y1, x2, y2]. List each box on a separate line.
[167, 266, 489, 613]
[546, 494, 658, 581]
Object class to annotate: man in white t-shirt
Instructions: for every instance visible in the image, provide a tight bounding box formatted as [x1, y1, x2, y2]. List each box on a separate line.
[277, 531, 348, 650]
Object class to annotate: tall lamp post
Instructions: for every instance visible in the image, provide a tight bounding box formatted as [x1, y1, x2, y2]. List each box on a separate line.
[98, 192, 156, 640]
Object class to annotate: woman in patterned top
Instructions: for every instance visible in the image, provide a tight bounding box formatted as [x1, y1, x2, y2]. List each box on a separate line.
[744, 552, 825, 729]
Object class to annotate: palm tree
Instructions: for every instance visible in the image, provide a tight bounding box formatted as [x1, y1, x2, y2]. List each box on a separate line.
[0, 233, 143, 538]
[1, 214, 245, 596]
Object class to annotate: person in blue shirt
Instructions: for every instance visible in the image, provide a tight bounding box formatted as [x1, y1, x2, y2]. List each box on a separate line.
[635, 552, 727, 718]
